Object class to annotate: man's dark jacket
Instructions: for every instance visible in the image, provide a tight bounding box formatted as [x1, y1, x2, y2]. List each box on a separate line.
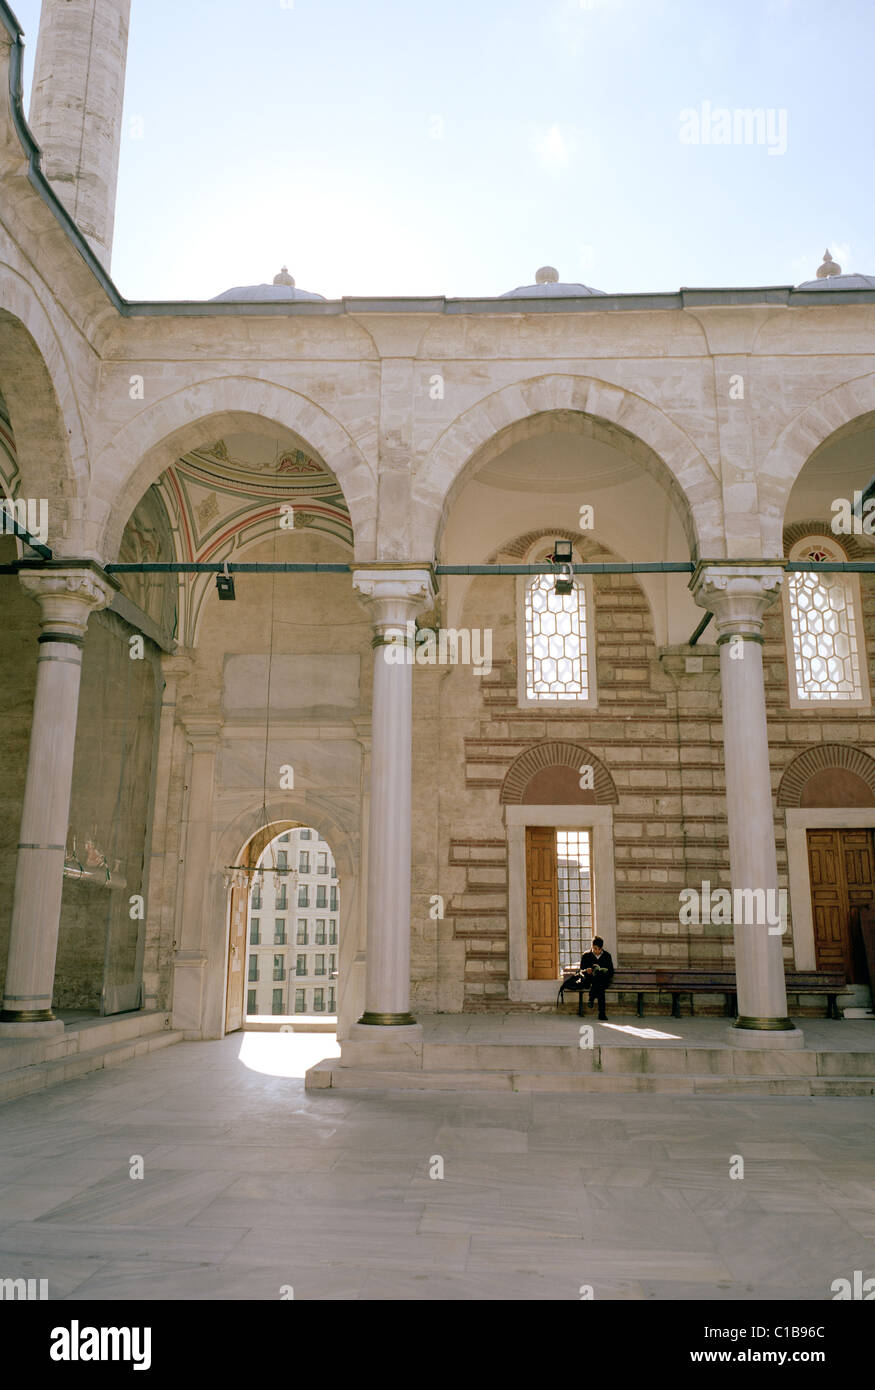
[578, 949, 614, 991]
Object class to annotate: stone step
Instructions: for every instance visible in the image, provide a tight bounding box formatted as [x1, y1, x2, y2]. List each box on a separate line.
[306, 1060, 875, 1097]
[0, 1009, 172, 1075]
[307, 1032, 875, 1096]
[416, 1042, 875, 1077]
[0, 1025, 183, 1104]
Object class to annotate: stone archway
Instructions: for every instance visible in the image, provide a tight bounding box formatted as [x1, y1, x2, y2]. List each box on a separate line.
[0, 271, 88, 551]
[91, 379, 377, 562]
[760, 374, 875, 556]
[412, 374, 723, 560]
[215, 802, 361, 1041]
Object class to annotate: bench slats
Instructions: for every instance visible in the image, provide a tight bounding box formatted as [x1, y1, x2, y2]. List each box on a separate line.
[560, 968, 846, 1019]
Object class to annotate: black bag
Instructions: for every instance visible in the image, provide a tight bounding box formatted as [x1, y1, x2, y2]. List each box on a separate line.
[557, 972, 588, 1006]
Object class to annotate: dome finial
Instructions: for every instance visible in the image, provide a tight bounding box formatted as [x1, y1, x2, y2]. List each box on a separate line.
[816, 248, 841, 279]
[535, 265, 559, 284]
[273, 265, 296, 287]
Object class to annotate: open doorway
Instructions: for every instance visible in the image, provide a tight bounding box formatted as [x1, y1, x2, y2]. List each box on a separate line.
[225, 825, 339, 1032]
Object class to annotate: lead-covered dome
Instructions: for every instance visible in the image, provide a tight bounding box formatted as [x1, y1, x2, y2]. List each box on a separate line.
[211, 265, 326, 302]
[797, 249, 875, 291]
[501, 265, 607, 298]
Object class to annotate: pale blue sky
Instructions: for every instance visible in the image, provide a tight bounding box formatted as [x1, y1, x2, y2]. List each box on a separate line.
[12, 0, 875, 300]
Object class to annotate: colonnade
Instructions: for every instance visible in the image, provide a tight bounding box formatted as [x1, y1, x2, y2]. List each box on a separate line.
[0, 560, 803, 1048]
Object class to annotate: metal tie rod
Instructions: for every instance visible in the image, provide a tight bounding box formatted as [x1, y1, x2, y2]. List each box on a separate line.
[101, 560, 698, 575]
[102, 560, 875, 574]
[2, 559, 872, 576]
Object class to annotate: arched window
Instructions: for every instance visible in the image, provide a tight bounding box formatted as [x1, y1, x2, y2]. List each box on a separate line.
[784, 536, 869, 708]
[517, 548, 596, 707]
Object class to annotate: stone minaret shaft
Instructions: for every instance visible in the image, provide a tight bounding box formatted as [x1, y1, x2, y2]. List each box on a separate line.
[28, 0, 132, 267]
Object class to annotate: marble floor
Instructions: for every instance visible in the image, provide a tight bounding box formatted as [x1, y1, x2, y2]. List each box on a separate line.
[0, 1029, 873, 1301]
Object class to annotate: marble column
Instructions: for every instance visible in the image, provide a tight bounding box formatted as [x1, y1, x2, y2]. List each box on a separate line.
[691, 563, 803, 1048]
[172, 717, 222, 1037]
[0, 565, 115, 1036]
[351, 568, 435, 1027]
[141, 652, 192, 1012]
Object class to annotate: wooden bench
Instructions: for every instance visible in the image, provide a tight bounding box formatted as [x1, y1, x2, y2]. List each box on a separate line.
[561, 968, 846, 1019]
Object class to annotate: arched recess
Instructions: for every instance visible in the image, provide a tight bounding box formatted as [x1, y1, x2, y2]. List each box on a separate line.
[500, 742, 619, 806]
[0, 268, 88, 547]
[210, 799, 361, 1040]
[777, 744, 875, 809]
[92, 378, 377, 562]
[760, 373, 875, 556]
[179, 508, 354, 651]
[413, 375, 723, 561]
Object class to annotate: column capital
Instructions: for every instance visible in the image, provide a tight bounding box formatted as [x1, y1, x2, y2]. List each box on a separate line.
[161, 650, 194, 680]
[19, 562, 116, 640]
[353, 567, 437, 633]
[181, 716, 223, 752]
[690, 562, 784, 641]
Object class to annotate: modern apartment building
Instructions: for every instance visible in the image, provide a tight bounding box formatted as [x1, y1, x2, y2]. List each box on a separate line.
[245, 828, 339, 1016]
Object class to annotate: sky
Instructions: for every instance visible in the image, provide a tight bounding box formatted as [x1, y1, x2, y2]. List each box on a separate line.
[10, 0, 875, 301]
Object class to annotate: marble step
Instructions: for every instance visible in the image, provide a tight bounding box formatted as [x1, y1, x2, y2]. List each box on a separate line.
[0, 1009, 173, 1074]
[0, 1027, 184, 1104]
[305, 1059, 875, 1097]
[338, 1037, 875, 1078]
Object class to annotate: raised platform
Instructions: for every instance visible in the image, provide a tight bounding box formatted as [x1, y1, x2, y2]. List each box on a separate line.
[307, 1012, 875, 1096]
[0, 1009, 183, 1104]
[242, 1013, 337, 1033]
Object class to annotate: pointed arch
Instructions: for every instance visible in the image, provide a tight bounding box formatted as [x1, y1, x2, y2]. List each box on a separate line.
[91, 377, 377, 561]
[0, 267, 89, 548]
[413, 374, 723, 560]
[760, 372, 875, 555]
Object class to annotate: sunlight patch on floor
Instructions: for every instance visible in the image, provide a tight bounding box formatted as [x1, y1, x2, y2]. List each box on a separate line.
[237, 1030, 340, 1077]
[599, 1023, 683, 1040]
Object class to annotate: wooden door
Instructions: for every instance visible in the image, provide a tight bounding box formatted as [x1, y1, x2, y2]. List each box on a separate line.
[843, 830, 875, 983]
[807, 828, 875, 981]
[224, 880, 249, 1032]
[526, 827, 558, 979]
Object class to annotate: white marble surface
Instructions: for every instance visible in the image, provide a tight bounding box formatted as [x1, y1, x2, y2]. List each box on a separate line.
[0, 1030, 872, 1301]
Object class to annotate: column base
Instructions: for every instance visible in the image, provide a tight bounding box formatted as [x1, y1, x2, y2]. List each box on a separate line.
[0, 1017, 65, 1038]
[343, 1021, 423, 1068]
[350, 1020, 422, 1040]
[727, 1019, 805, 1049]
[358, 1011, 417, 1027]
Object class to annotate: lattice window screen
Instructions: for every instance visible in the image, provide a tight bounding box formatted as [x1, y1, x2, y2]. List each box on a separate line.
[525, 574, 588, 701]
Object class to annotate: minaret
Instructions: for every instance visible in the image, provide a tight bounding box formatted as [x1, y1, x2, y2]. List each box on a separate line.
[28, 0, 132, 267]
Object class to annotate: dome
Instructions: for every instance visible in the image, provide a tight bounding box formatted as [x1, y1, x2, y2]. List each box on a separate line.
[211, 266, 326, 302]
[501, 265, 607, 298]
[797, 249, 875, 291]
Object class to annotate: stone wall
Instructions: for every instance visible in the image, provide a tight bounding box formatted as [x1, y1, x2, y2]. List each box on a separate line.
[53, 608, 161, 1011]
[409, 531, 875, 1014]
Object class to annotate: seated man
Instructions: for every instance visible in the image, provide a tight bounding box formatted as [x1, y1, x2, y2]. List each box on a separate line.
[579, 936, 614, 1021]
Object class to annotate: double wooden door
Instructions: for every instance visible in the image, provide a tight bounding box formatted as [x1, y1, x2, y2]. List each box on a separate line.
[806, 828, 875, 982]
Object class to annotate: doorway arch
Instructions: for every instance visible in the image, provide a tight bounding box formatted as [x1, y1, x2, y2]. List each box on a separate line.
[219, 808, 361, 1040]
